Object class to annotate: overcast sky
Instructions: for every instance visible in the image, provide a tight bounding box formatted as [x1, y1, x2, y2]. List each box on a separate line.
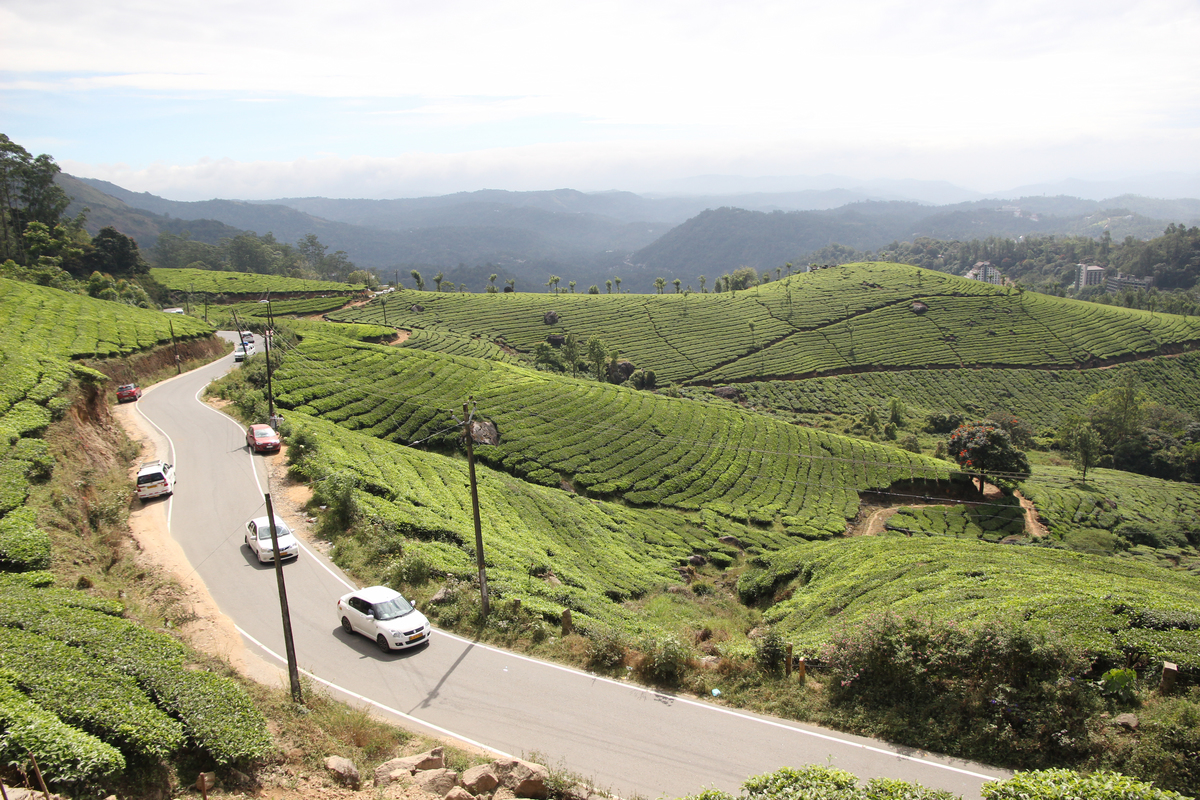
[3, 0, 1199, 201]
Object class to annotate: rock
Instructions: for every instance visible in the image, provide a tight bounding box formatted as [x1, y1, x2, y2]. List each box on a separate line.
[687, 554, 707, 567]
[607, 359, 636, 383]
[325, 756, 361, 789]
[195, 772, 217, 792]
[462, 764, 500, 793]
[491, 757, 550, 799]
[430, 585, 455, 604]
[911, 301, 929, 313]
[4, 789, 66, 800]
[1115, 712, 1140, 730]
[228, 767, 257, 788]
[543, 311, 559, 324]
[717, 535, 742, 549]
[700, 655, 721, 668]
[712, 386, 741, 400]
[547, 334, 565, 347]
[410, 304, 425, 313]
[375, 747, 445, 785]
[414, 768, 459, 795]
[445, 787, 476, 800]
[470, 420, 500, 445]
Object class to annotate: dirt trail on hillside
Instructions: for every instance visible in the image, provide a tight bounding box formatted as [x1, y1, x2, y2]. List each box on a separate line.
[855, 482, 1046, 539]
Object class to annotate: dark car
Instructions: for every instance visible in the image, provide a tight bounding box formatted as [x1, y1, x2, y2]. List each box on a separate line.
[246, 424, 281, 453]
[116, 383, 142, 402]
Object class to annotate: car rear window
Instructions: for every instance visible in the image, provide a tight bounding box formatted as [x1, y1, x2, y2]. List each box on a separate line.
[137, 473, 165, 484]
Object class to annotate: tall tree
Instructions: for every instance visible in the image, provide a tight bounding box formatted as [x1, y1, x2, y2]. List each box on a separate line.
[948, 422, 1031, 491]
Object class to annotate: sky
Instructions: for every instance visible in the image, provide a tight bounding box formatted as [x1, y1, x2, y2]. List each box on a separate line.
[3, 0, 1200, 201]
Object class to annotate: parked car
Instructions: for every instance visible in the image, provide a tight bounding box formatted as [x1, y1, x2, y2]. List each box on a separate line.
[135, 460, 175, 499]
[245, 423, 281, 453]
[233, 343, 249, 362]
[116, 383, 142, 403]
[244, 515, 300, 563]
[337, 586, 431, 652]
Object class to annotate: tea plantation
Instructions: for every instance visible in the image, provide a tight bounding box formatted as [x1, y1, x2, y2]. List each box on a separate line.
[0, 281, 270, 789]
[150, 266, 364, 295]
[329, 262, 1200, 385]
[272, 330, 957, 539]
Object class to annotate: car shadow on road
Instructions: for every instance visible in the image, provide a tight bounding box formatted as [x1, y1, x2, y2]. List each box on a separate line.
[331, 627, 430, 661]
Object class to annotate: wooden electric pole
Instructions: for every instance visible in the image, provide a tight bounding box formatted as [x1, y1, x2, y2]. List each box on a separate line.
[264, 493, 302, 703]
[169, 319, 181, 374]
[462, 400, 489, 617]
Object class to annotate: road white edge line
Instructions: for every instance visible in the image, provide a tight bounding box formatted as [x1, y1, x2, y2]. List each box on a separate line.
[236, 626, 511, 759]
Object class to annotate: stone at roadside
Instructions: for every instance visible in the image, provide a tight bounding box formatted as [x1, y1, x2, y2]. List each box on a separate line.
[375, 747, 446, 785]
[325, 755, 361, 788]
[462, 763, 500, 793]
[491, 757, 550, 799]
[3, 789, 65, 800]
[430, 585, 454, 604]
[414, 768, 459, 795]
[445, 787, 476, 800]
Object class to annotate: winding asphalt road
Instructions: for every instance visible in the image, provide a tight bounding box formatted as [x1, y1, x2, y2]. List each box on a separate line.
[136, 335, 1010, 799]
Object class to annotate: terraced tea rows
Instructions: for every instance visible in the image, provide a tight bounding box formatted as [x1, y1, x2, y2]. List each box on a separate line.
[289, 413, 732, 627]
[740, 536, 1200, 675]
[395, 329, 522, 364]
[273, 332, 955, 538]
[724, 352, 1200, 430]
[0, 277, 213, 359]
[883, 496, 1027, 542]
[151, 267, 363, 295]
[329, 263, 1200, 384]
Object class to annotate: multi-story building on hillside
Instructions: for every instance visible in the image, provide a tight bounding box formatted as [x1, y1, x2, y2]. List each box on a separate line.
[1107, 273, 1154, 294]
[963, 261, 1004, 285]
[1075, 264, 1106, 290]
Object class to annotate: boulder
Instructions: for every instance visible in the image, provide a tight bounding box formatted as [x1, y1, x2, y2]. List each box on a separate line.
[543, 311, 559, 324]
[325, 756, 361, 789]
[712, 386, 741, 400]
[491, 757, 550, 799]
[375, 747, 445, 785]
[687, 554, 707, 567]
[414, 768, 459, 795]
[717, 535, 742, 549]
[445, 787, 476, 800]
[429, 585, 455, 604]
[607, 359, 636, 383]
[547, 334, 565, 347]
[462, 764, 500, 793]
[1115, 712, 1139, 730]
[410, 304, 425, 313]
[470, 420, 500, 445]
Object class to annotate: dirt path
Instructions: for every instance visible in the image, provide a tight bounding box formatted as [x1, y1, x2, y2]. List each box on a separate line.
[854, 482, 1047, 539]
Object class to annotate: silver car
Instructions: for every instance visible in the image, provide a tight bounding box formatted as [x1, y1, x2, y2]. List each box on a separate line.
[244, 515, 299, 563]
[337, 586, 431, 652]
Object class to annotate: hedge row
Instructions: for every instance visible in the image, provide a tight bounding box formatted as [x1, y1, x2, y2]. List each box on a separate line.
[150, 267, 363, 295]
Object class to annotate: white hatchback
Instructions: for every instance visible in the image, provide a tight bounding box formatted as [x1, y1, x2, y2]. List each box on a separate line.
[244, 515, 300, 563]
[337, 586, 431, 652]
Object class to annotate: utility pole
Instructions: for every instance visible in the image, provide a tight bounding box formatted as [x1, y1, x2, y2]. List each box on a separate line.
[169, 319, 181, 374]
[265, 493, 302, 703]
[264, 315, 276, 422]
[461, 400, 489, 617]
[381, 297, 388, 327]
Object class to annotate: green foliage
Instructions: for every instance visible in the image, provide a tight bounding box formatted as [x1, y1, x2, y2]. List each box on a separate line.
[0, 506, 51, 570]
[948, 423, 1030, 487]
[981, 768, 1190, 800]
[149, 266, 364, 295]
[634, 633, 691, 685]
[1099, 667, 1137, 703]
[0, 675, 125, 787]
[0, 580, 271, 765]
[740, 537, 1200, 678]
[883, 498, 1026, 543]
[755, 629, 787, 675]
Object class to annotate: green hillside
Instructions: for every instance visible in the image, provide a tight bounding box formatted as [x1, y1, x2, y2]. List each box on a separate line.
[272, 330, 955, 540]
[0, 277, 212, 359]
[329, 263, 1200, 385]
[150, 266, 364, 295]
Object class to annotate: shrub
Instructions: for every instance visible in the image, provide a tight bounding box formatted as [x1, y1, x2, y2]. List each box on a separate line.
[0, 507, 51, 571]
[982, 768, 1190, 800]
[634, 634, 690, 685]
[755, 630, 787, 675]
[584, 626, 627, 671]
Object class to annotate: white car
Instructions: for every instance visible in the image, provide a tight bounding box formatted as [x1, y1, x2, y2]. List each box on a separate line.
[244, 515, 300, 563]
[337, 586, 431, 652]
[136, 461, 176, 499]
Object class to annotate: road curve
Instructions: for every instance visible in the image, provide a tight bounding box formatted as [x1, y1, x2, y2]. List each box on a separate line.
[136, 334, 1010, 799]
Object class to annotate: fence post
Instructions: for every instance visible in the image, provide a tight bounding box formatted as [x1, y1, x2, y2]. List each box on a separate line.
[562, 609, 573, 635]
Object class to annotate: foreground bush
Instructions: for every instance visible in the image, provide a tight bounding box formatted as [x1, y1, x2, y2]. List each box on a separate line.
[982, 768, 1190, 799]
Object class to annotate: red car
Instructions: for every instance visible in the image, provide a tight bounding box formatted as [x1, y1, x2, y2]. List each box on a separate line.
[246, 424, 281, 453]
[116, 383, 142, 403]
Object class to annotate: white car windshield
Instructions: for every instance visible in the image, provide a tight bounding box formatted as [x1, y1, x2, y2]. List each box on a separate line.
[371, 595, 414, 620]
[257, 522, 292, 540]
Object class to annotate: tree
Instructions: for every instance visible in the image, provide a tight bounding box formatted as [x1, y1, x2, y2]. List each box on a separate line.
[948, 422, 1031, 491]
[546, 275, 561, 294]
[673, 278, 681, 294]
[586, 336, 607, 381]
[587, 285, 599, 294]
[488, 273, 498, 293]
[1067, 424, 1103, 481]
[0, 135, 72, 264]
[699, 275, 707, 293]
[433, 271, 445, 291]
[614, 277, 621, 294]
[654, 277, 665, 294]
[1087, 373, 1143, 448]
[505, 278, 515, 292]
[561, 333, 582, 378]
[347, 269, 378, 290]
[605, 279, 612, 294]
[568, 280, 576, 293]
[887, 397, 905, 427]
[410, 269, 425, 291]
[84, 227, 148, 275]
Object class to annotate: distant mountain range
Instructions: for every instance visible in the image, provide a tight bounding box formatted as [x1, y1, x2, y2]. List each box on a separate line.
[62, 174, 1200, 294]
